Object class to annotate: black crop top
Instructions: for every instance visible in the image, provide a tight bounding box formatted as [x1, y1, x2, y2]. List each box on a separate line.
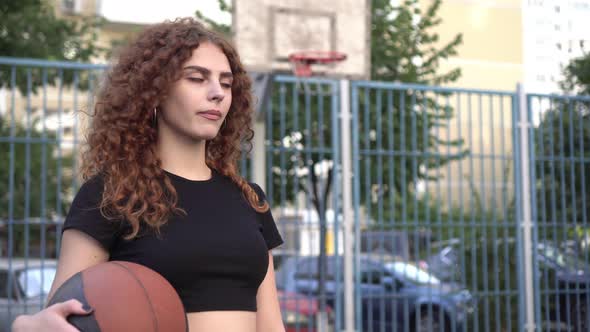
[62, 169, 283, 313]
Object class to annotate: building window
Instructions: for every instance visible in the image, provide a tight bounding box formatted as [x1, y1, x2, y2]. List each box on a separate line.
[62, 0, 82, 15]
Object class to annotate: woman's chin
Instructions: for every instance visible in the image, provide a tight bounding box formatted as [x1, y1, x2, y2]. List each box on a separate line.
[192, 131, 219, 141]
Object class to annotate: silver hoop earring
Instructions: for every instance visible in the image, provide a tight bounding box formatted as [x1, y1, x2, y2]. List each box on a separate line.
[152, 108, 158, 127]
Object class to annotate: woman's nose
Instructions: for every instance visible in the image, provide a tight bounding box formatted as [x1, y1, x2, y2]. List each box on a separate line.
[207, 82, 225, 102]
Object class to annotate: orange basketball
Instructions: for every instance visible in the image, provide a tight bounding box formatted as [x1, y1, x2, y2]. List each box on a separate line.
[47, 261, 187, 332]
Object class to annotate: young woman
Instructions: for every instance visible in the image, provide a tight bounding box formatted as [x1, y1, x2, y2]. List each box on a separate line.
[12, 18, 285, 332]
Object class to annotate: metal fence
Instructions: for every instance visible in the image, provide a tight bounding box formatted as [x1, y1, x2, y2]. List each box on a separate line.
[349, 81, 520, 332]
[528, 94, 590, 332]
[1, 58, 589, 332]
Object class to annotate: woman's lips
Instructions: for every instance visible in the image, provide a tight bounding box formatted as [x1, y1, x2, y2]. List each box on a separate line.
[197, 110, 222, 120]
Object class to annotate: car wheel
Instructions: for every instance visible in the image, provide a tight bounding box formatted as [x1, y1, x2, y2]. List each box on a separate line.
[412, 309, 448, 332]
[570, 300, 589, 332]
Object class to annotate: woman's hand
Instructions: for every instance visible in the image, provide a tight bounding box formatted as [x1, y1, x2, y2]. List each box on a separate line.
[11, 299, 93, 332]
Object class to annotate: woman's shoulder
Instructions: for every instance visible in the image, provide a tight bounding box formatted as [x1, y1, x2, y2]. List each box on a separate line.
[81, 173, 105, 189]
[247, 182, 268, 201]
[72, 173, 106, 205]
[247, 181, 263, 193]
[206, 171, 267, 203]
[64, 173, 122, 251]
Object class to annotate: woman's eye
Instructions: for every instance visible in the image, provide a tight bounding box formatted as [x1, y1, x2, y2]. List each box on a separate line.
[188, 77, 204, 82]
[221, 83, 232, 89]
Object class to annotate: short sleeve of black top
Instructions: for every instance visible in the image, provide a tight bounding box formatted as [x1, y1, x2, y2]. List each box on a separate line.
[247, 182, 283, 250]
[62, 175, 123, 250]
[62, 170, 284, 313]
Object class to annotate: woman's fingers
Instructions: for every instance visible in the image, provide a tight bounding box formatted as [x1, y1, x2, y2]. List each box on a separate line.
[51, 299, 93, 317]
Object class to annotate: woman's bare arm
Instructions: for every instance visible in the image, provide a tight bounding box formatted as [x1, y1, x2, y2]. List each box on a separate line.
[256, 252, 285, 332]
[46, 229, 109, 302]
[12, 229, 109, 332]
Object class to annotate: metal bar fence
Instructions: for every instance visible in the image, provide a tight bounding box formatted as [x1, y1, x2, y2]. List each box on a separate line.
[350, 80, 520, 332]
[266, 76, 343, 332]
[0, 58, 108, 331]
[528, 94, 590, 332]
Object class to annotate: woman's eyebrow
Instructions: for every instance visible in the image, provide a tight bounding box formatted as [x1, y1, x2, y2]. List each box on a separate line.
[183, 65, 233, 79]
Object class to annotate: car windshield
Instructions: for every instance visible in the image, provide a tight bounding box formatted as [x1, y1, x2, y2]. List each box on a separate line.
[17, 267, 56, 298]
[386, 262, 441, 285]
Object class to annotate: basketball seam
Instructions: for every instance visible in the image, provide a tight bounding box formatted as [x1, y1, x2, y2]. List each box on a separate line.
[111, 262, 159, 332]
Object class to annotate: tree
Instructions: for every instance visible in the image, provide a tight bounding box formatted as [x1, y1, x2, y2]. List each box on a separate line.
[535, 52, 590, 240]
[0, 0, 104, 93]
[0, 0, 102, 257]
[561, 52, 590, 95]
[0, 117, 73, 257]
[367, 0, 466, 216]
[195, 0, 232, 38]
[371, 0, 462, 84]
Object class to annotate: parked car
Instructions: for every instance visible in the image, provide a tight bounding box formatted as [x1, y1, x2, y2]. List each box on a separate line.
[418, 239, 467, 283]
[425, 245, 462, 283]
[276, 255, 474, 331]
[0, 258, 57, 332]
[279, 290, 333, 332]
[428, 240, 590, 331]
[272, 249, 299, 271]
[536, 242, 590, 332]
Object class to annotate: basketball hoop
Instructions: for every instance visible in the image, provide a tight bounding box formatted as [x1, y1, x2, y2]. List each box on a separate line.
[288, 51, 347, 77]
[288, 51, 347, 96]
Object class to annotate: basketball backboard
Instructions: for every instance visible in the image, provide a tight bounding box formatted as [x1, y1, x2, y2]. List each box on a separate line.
[234, 0, 370, 79]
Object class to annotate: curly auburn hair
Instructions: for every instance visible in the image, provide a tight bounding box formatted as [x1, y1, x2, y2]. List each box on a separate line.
[81, 18, 269, 239]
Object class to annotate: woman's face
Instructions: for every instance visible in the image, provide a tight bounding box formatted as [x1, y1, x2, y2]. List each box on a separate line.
[159, 41, 233, 142]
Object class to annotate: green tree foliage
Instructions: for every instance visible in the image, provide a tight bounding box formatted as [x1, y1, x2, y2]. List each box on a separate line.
[371, 0, 462, 84]
[360, 0, 467, 224]
[195, 0, 232, 38]
[0, 0, 104, 93]
[0, 0, 102, 256]
[534, 101, 590, 227]
[534, 52, 590, 231]
[0, 117, 73, 256]
[561, 52, 590, 95]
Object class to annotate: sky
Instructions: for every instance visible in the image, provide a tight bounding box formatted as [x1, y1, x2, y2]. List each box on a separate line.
[100, 0, 231, 25]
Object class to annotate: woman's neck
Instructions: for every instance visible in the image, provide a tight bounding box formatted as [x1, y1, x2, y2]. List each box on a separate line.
[156, 127, 212, 181]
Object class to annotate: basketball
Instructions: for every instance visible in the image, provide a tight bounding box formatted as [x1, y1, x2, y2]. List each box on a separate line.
[46, 261, 187, 332]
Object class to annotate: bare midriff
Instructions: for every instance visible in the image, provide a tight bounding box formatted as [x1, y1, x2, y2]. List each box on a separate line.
[186, 311, 257, 332]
